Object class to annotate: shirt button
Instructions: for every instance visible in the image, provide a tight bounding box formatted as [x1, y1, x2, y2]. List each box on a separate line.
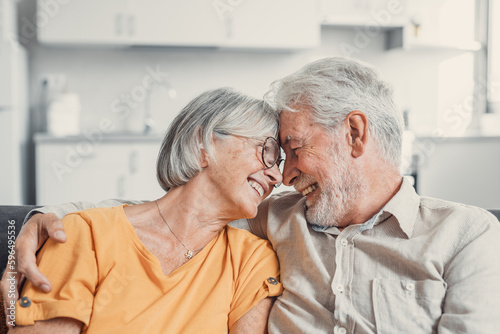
[20, 296, 31, 308]
[405, 282, 415, 291]
[340, 239, 348, 246]
[338, 327, 347, 334]
[267, 277, 278, 285]
[336, 285, 344, 293]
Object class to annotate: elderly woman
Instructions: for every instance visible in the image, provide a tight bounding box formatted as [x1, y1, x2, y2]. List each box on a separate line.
[10, 88, 283, 333]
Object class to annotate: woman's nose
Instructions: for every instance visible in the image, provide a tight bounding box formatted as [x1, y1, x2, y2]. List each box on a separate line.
[264, 162, 283, 187]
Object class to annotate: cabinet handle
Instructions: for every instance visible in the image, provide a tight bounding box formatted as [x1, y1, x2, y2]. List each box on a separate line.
[225, 15, 233, 39]
[129, 150, 138, 174]
[128, 14, 135, 36]
[117, 175, 126, 197]
[115, 13, 123, 36]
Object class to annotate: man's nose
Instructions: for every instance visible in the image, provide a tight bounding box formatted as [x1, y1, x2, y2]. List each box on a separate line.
[282, 158, 299, 186]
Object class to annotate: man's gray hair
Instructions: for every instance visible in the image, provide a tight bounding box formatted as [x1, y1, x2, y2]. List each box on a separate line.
[267, 57, 404, 168]
[157, 87, 278, 191]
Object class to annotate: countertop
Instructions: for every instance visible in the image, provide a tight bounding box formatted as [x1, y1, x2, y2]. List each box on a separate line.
[415, 133, 500, 142]
[34, 132, 164, 143]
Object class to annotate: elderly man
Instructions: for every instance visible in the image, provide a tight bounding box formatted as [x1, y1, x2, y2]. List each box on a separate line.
[4, 57, 500, 333]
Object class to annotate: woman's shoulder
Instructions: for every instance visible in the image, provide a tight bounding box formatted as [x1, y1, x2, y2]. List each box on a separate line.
[226, 224, 269, 241]
[224, 225, 276, 259]
[62, 205, 127, 231]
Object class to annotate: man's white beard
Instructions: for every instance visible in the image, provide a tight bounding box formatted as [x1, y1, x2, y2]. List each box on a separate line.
[305, 142, 365, 227]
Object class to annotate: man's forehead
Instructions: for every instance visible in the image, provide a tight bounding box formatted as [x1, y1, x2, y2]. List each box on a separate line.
[278, 112, 314, 143]
[279, 130, 307, 147]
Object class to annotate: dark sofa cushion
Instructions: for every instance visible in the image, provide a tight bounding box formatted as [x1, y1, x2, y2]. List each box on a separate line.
[489, 210, 500, 222]
[0, 206, 40, 271]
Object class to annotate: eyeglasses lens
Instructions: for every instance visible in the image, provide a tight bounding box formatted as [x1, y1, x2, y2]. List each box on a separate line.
[263, 138, 280, 167]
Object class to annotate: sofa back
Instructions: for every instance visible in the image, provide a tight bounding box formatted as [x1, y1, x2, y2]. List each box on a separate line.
[0, 206, 499, 271]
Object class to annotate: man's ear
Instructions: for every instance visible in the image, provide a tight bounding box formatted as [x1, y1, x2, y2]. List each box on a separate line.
[345, 110, 368, 158]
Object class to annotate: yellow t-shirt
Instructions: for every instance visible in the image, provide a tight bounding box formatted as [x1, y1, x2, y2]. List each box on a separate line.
[15, 206, 282, 333]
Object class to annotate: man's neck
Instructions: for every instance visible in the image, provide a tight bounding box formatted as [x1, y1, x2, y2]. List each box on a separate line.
[343, 170, 402, 226]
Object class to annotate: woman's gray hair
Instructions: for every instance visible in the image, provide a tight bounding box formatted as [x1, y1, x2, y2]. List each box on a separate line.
[266, 57, 404, 168]
[157, 87, 278, 191]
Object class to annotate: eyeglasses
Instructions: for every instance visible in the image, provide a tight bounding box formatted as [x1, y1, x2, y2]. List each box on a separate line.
[261, 137, 284, 188]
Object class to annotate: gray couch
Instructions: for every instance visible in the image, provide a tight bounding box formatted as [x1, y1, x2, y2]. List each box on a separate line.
[1, 205, 499, 271]
[0, 206, 40, 270]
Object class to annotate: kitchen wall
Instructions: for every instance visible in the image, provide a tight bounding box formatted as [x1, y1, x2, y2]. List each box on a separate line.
[24, 29, 387, 134]
[18, 0, 466, 136]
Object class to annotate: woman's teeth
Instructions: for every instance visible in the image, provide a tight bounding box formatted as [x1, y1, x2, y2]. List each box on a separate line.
[248, 180, 264, 197]
[301, 184, 318, 196]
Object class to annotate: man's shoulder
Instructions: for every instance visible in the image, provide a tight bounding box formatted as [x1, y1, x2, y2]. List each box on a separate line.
[265, 190, 304, 211]
[419, 196, 499, 229]
[249, 191, 305, 236]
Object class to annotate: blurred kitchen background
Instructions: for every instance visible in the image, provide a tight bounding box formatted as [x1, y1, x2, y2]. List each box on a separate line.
[1, 0, 499, 208]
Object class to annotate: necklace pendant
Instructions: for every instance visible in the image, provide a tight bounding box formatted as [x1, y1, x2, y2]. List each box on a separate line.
[185, 250, 194, 260]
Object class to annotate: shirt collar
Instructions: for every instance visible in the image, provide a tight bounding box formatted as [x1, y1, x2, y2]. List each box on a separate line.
[378, 176, 420, 238]
[310, 206, 384, 234]
[310, 177, 420, 238]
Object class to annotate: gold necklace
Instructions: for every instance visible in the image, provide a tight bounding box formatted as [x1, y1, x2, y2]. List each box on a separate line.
[155, 199, 202, 260]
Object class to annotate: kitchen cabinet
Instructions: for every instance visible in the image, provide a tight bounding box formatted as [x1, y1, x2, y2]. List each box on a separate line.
[319, 0, 407, 28]
[35, 134, 164, 205]
[319, 0, 481, 52]
[129, 0, 226, 46]
[386, 0, 481, 51]
[319, 0, 407, 53]
[222, 0, 319, 49]
[37, 0, 129, 45]
[37, 0, 319, 49]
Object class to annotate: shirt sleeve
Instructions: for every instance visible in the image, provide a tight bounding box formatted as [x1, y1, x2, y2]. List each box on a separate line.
[247, 191, 303, 240]
[15, 213, 99, 327]
[438, 210, 500, 333]
[228, 234, 282, 329]
[246, 197, 272, 240]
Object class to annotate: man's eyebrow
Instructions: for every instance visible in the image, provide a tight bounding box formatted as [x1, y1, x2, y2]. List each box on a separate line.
[281, 135, 293, 146]
[280, 135, 298, 146]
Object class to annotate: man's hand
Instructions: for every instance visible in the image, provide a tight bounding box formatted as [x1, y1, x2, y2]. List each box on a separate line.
[1, 213, 67, 326]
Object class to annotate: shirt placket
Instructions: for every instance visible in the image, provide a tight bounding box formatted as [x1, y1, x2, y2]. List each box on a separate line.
[331, 227, 357, 334]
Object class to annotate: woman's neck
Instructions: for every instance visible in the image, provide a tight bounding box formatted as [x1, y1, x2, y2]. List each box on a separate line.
[156, 178, 237, 244]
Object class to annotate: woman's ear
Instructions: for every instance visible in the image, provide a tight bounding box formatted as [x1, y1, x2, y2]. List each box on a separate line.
[345, 110, 368, 158]
[200, 147, 209, 168]
[198, 127, 210, 168]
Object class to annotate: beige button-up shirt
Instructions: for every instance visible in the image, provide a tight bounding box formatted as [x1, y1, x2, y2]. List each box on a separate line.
[236, 177, 500, 333]
[37, 178, 500, 333]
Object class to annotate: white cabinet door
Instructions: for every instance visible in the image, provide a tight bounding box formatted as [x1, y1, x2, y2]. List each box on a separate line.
[38, 0, 128, 44]
[37, 0, 320, 48]
[36, 142, 131, 204]
[225, 0, 320, 49]
[36, 140, 165, 205]
[129, 0, 226, 46]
